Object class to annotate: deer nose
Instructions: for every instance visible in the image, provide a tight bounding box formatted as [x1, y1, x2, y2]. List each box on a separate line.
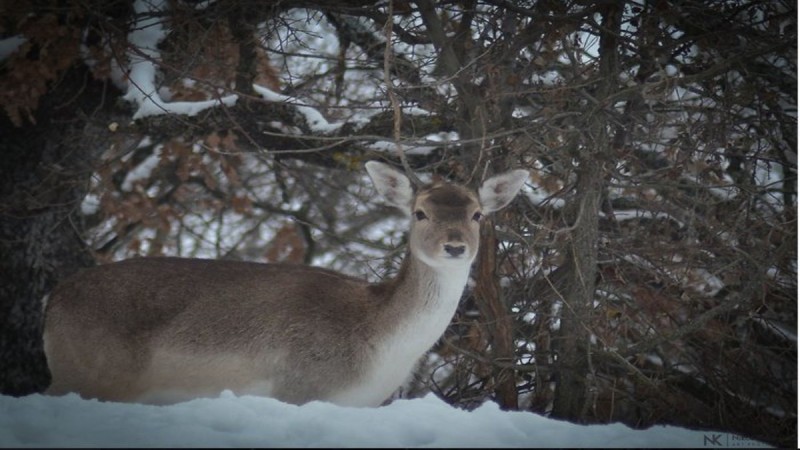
[443, 244, 466, 257]
[447, 230, 463, 241]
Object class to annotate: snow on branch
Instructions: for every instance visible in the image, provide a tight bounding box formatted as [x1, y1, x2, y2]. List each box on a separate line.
[123, 0, 237, 119]
[252, 84, 342, 134]
[0, 35, 27, 62]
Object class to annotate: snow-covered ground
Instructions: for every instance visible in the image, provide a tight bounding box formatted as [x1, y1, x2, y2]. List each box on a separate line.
[0, 392, 771, 448]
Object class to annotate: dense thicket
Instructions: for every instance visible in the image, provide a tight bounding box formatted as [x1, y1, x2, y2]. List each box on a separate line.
[0, 0, 795, 446]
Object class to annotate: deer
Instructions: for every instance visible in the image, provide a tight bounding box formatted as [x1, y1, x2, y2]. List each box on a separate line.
[43, 161, 528, 407]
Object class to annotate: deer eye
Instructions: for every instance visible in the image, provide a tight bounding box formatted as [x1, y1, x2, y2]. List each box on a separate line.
[414, 210, 428, 221]
[472, 211, 483, 222]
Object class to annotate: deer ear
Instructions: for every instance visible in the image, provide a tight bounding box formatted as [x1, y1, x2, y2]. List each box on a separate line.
[365, 161, 414, 213]
[479, 169, 529, 213]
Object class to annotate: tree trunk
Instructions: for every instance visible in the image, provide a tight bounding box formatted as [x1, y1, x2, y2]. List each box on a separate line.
[474, 219, 519, 410]
[550, 0, 621, 422]
[0, 65, 114, 395]
[550, 166, 603, 421]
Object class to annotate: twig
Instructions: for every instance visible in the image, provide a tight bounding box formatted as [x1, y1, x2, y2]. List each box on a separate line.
[382, 1, 422, 186]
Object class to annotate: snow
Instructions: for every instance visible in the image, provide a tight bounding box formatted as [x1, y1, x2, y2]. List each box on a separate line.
[121, 144, 163, 191]
[367, 139, 438, 156]
[253, 84, 343, 133]
[123, 0, 237, 119]
[80, 193, 100, 215]
[0, 35, 27, 61]
[0, 392, 770, 448]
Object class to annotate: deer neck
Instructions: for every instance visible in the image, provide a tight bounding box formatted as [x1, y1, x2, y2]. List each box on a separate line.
[335, 252, 470, 406]
[387, 253, 471, 322]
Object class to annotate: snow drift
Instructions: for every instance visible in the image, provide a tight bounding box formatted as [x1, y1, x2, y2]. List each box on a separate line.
[0, 392, 770, 448]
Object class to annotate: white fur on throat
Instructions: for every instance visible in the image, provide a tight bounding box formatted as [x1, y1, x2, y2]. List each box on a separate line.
[329, 258, 471, 406]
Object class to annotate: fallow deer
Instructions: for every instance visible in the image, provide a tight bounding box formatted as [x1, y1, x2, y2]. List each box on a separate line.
[44, 161, 528, 406]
